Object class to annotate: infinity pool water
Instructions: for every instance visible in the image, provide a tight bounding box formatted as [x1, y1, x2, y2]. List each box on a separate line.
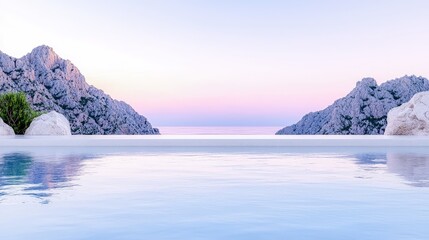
[0, 147, 428, 240]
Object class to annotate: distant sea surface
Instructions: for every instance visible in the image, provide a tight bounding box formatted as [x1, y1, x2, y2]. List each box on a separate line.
[158, 126, 283, 135]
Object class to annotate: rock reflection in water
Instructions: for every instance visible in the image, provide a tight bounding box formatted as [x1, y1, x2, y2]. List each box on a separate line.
[353, 153, 387, 165]
[0, 152, 93, 203]
[354, 151, 429, 187]
[387, 153, 429, 187]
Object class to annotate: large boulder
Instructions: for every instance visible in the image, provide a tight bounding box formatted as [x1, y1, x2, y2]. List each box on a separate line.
[384, 91, 429, 135]
[0, 117, 14, 135]
[25, 111, 72, 135]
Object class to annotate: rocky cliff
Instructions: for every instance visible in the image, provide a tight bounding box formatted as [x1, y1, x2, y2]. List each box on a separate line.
[0, 45, 159, 134]
[276, 76, 429, 135]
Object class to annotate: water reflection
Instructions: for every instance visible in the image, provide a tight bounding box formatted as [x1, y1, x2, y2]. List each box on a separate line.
[353, 151, 429, 187]
[2, 147, 429, 205]
[0, 153, 32, 183]
[0, 151, 94, 203]
[353, 153, 387, 165]
[386, 153, 429, 187]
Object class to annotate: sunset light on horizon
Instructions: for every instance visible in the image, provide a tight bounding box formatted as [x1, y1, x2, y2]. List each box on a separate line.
[2, 0, 429, 126]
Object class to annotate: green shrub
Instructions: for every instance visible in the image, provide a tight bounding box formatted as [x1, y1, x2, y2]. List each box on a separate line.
[0, 92, 42, 134]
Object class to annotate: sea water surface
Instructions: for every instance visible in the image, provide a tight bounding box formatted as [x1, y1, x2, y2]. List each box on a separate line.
[0, 146, 429, 239]
[158, 126, 283, 135]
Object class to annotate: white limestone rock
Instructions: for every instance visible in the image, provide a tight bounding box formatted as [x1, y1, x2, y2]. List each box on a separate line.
[0, 117, 14, 135]
[276, 76, 429, 135]
[0, 46, 159, 135]
[25, 111, 72, 135]
[384, 91, 429, 135]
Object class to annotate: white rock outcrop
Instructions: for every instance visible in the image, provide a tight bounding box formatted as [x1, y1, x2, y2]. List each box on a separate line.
[276, 76, 429, 135]
[384, 91, 429, 135]
[0, 117, 14, 135]
[25, 111, 72, 135]
[0, 45, 159, 135]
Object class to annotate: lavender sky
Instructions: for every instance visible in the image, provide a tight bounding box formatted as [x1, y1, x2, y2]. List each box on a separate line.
[1, 0, 429, 126]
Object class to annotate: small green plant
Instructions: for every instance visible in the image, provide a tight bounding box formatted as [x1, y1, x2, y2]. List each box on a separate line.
[0, 92, 42, 134]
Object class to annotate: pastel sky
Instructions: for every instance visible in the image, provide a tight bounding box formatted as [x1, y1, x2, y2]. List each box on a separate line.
[1, 0, 429, 126]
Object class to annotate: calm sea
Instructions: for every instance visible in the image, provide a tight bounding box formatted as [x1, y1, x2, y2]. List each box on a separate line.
[158, 126, 283, 135]
[1, 147, 429, 239]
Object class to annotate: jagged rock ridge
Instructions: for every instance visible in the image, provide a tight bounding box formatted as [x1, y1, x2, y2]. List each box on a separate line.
[0, 45, 159, 134]
[276, 76, 429, 135]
